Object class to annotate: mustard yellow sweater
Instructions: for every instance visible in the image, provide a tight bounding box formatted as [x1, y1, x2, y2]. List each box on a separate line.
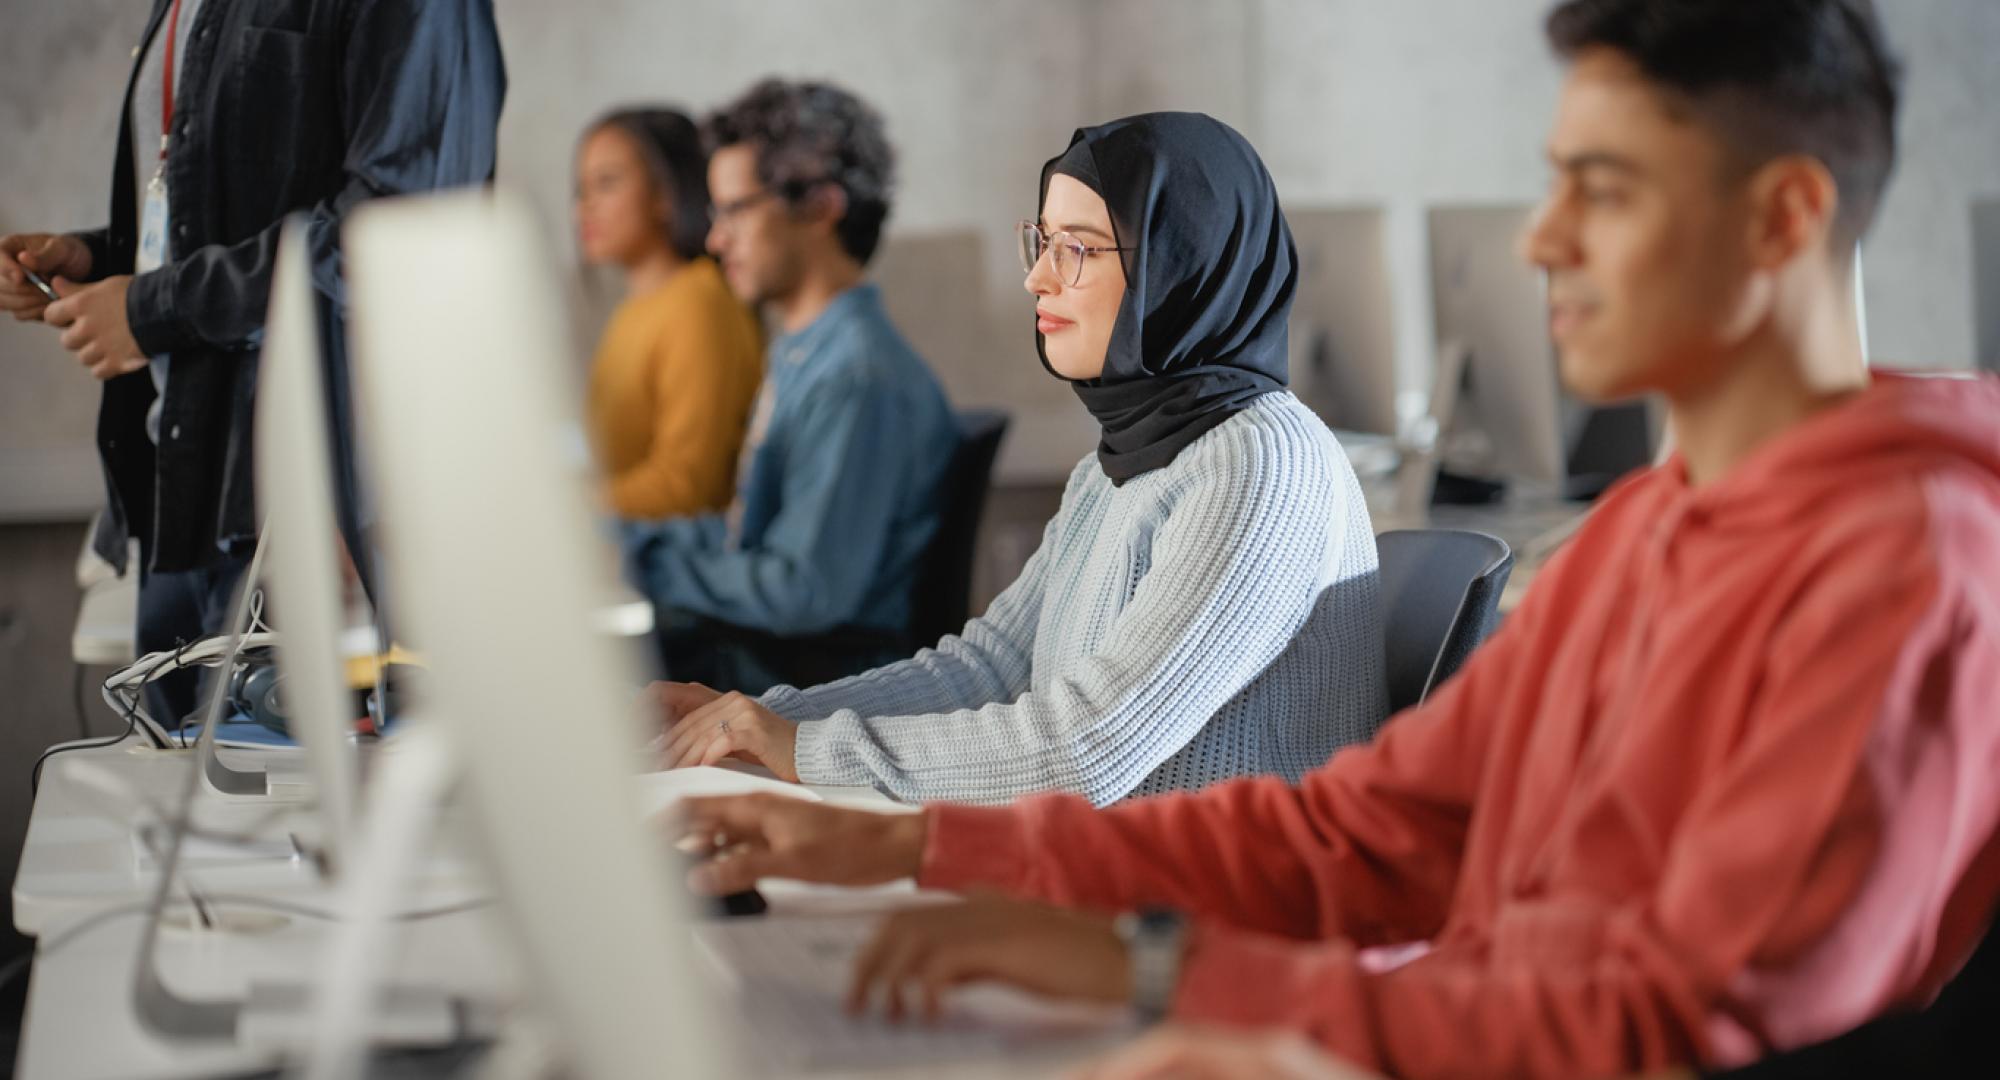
[588, 258, 763, 518]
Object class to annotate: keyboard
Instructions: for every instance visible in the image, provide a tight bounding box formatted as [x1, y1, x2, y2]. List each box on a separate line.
[694, 915, 1130, 1073]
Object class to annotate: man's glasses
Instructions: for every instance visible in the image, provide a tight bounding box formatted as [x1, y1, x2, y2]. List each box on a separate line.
[712, 190, 779, 226]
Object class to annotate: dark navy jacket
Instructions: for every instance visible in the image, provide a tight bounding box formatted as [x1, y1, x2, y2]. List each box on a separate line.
[74, 0, 505, 573]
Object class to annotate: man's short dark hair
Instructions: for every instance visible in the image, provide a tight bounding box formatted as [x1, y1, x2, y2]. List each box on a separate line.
[1546, 0, 1902, 252]
[704, 79, 896, 266]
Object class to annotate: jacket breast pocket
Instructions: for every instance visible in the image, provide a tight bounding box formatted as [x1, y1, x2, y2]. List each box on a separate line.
[223, 27, 337, 184]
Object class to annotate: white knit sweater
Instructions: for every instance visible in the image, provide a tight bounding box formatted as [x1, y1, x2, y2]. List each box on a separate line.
[767, 391, 1388, 805]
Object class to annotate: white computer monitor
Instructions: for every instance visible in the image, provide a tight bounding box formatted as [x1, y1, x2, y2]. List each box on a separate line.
[126, 223, 371, 1041]
[1427, 205, 1569, 485]
[1285, 207, 1402, 437]
[254, 216, 360, 877]
[1426, 204, 1655, 499]
[343, 189, 729, 1079]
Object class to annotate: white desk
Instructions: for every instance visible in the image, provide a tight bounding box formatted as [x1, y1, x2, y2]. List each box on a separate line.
[13, 743, 893, 939]
[18, 899, 513, 1080]
[13, 744, 483, 938]
[12, 742, 497, 1079]
[19, 906, 1110, 1080]
[72, 573, 142, 667]
[14, 743, 1117, 1079]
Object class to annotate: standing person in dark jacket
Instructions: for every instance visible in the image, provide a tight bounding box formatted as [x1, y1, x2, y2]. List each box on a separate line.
[0, 0, 506, 727]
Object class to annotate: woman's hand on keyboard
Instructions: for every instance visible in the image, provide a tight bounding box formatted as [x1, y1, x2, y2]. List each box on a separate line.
[659, 690, 800, 780]
[646, 680, 723, 729]
[846, 894, 1129, 1023]
[674, 795, 928, 894]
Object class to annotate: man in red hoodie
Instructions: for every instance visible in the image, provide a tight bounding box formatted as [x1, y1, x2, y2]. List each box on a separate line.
[670, 2, 2000, 1076]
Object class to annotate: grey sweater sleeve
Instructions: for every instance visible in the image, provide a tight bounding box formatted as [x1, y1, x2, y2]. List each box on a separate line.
[756, 464, 1086, 723]
[792, 426, 1346, 806]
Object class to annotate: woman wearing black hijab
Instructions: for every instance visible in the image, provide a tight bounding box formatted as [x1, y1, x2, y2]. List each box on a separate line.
[655, 113, 1387, 806]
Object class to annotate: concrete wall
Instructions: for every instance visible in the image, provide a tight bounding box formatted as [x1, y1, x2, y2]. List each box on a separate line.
[0, 0, 149, 519]
[488, 0, 2000, 481]
[4, 0, 1993, 506]
[1977, 199, 2000, 375]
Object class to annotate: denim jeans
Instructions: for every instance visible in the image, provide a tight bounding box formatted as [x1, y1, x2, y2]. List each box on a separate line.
[135, 549, 252, 732]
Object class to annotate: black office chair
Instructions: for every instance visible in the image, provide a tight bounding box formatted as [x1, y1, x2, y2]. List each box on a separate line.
[1375, 528, 1513, 714]
[905, 409, 1010, 649]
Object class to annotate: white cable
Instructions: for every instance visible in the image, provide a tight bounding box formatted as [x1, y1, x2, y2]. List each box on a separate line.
[101, 628, 284, 746]
[104, 631, 282, 692]
[29, 892, 492, 970]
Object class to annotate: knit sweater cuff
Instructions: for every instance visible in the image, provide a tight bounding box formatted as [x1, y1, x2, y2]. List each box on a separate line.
[915, 803, 1033, 893]
[792, 714, 874, 787]
[758, 683, 811, 720]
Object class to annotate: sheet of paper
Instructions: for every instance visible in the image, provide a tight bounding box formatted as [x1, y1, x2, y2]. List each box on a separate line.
[634, 764, 821, 821]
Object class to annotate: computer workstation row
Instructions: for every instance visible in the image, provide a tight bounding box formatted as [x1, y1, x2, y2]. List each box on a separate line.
[12, 196, 1144, 1079]
[18, 189, 1875, 1080]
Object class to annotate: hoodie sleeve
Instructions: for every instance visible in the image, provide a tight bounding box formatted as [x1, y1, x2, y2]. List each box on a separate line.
[923, 488, 2000, 1079]
[1163, 514, 1998, 1079]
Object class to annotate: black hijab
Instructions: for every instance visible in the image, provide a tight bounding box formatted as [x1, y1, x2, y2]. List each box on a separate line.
[1036, 112, 1297, 484]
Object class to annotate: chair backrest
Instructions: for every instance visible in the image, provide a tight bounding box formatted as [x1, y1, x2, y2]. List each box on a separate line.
[907, 409, 1010, 648]
[1375, 528, 1513, 715]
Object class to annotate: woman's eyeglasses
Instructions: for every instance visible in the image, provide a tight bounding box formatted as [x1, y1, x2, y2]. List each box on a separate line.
[1017, 220, 1133, 286]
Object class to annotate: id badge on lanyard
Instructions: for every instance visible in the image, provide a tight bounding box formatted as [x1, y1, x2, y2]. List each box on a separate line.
[137, 164, 170, 275]
[138, 0, 186, 276]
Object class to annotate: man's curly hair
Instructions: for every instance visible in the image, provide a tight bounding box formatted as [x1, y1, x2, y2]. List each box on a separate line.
[704, 79, 896, 266]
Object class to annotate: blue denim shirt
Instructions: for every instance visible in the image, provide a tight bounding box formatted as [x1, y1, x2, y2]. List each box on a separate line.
[621, 284, 957, 635]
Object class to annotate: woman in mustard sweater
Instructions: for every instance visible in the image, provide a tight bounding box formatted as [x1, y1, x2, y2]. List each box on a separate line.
[575, 108, 762, 520]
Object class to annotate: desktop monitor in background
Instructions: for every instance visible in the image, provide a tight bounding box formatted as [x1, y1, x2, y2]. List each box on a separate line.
[344, 189, 729, 1079]
[1426, 204, 1656, 503]
[1285, 207, 1402, 437]
[255, 217, 359, 877]
[126, 224, 383, 1044]
[1975, 200, 2000, 375]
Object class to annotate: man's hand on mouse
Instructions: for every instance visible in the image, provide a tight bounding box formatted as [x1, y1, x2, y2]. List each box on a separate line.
[658, 687, 801, 779]
[846, 893, 1131, 1024]
[44, 275, 147, 380]
[0, 233, 91, 323]
[672, 794, 927, 895]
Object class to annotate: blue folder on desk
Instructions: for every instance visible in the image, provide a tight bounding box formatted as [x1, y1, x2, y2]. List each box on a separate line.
[179, 714, 301, 749]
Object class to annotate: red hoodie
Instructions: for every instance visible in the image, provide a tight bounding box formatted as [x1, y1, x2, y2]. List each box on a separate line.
[919, 373, 2000, 1078]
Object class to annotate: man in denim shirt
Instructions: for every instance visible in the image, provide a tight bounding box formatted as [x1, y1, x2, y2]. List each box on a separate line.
[621, 79, 956, 693]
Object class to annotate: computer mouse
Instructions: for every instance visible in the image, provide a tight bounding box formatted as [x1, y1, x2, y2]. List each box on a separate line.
[712, 888, 768, 917]
[673, 829, 767, 916]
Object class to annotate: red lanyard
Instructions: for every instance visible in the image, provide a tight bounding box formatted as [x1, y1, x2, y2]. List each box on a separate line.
[159, 0, 186, 159]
